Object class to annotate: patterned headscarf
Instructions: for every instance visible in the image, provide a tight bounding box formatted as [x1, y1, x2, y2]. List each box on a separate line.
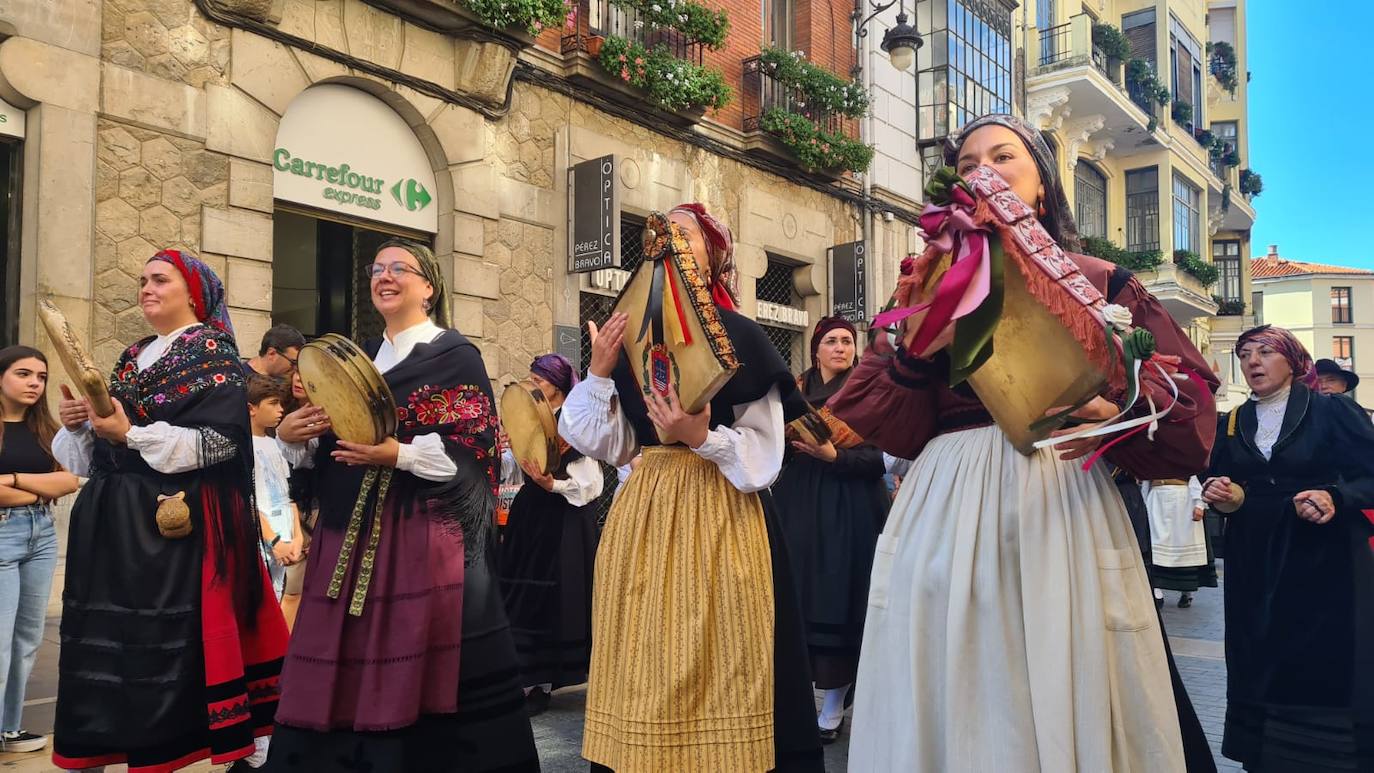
[944, 114, 1082, 252]
[1236, 324, 1319, 389]
[810, 316, 857, 366]
[148, 249, 235, 337]
[530, 353, 578, 397]
[377, 238, 452, 329]
[669, 203, 737, 310]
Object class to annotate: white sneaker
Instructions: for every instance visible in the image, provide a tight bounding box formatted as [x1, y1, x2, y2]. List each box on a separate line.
[1, 730, 47, 752]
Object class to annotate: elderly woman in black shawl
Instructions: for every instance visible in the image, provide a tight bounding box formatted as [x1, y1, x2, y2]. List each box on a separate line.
[267, 239, 537, 772]
[771, 316, 888, 743]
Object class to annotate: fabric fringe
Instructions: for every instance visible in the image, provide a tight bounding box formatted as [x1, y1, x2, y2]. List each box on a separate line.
[198, 425, 265, 629]
[426, 460, 497, 566]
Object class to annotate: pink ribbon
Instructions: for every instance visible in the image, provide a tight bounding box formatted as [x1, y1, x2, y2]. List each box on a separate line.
[872, 187, 992, 354]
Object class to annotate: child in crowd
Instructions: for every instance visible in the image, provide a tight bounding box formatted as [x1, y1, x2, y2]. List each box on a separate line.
[247, 375, 303, 602]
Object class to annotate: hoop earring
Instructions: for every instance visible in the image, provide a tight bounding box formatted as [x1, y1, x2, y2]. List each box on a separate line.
[1037, 200, 1047, 218]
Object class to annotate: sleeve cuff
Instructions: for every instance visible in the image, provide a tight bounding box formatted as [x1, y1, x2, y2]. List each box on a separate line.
[124, 424, 151, 450]
[394, 441, 418, 473]
[691, 429, 732, 464]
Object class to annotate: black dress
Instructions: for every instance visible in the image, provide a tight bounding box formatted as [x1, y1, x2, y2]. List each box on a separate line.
[771, 367, 888, 688]
[1210, 384, 1374, 772]
[498, 441, 599, 689]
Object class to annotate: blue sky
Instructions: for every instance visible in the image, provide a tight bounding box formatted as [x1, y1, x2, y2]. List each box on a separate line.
[1248, 3, 1374, 268]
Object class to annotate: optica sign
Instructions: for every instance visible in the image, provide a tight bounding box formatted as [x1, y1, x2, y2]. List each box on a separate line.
[273, 85, 438, 233]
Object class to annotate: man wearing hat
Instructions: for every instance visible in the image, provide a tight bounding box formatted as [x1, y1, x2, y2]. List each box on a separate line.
[1315, 358, 1360, 396]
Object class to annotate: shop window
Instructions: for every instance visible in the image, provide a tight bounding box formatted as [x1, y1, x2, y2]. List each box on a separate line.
[1074, 162, 1107, 239]
[1332, 286, 1353, 325]
[1125, 167, 1159, 252]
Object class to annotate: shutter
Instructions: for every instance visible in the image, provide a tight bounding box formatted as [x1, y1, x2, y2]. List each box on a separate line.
[1175, 42, 1192, 106]
[1126, 22, 1155, 64]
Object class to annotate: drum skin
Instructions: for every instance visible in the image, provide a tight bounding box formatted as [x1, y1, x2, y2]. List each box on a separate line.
[499, 381, 558, 476]
[297, 334, 397, 445]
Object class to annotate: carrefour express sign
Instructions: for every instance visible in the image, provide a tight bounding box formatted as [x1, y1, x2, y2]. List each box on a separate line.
[272, 85, 438, 233]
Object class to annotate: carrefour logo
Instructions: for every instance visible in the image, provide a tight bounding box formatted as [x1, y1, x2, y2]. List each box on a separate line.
[273, 148, 431, 214]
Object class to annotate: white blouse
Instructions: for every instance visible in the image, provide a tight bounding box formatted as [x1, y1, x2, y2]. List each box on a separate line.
[499, 448, 605, 508]
[281, 320, 459, 482]
[557, 374, 785, 494]
[1252, 385, 1290, 461]
[53, 323, 236, 477]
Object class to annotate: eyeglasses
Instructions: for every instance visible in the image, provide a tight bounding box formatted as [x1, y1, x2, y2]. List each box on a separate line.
[283, 355, 298, 372]
[363, 262, 427, 280]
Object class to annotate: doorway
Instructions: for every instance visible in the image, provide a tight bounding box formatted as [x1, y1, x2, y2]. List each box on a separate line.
[0, 140, 21, 346]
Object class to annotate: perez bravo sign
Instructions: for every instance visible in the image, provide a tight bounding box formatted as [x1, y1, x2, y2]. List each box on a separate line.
[273, 85, 438, 233]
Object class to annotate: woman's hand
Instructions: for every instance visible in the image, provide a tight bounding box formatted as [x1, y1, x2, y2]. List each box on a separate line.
[58, 385, 90, 431]
[646, 390, 710, 448]
[791, 438, 839, 462]
[278, 405, 331, 444]
[1202, 476, 1243, 508]
[1294, 489, 1336, 525]
[1192, 506, 1205, 522]
[272, 540, 296, 566]
[518, 458, 556, 492]
[89, 398, 132, 445]
[1045, 395, 1120, 461]
[331, 437, 400, 468]
[587, 313, 628, 379]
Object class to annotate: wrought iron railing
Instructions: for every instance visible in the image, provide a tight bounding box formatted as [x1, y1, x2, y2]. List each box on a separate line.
[1038, 21, 1072, 67]
[741, 55, 846, 135]
[562, 0, 705, 66]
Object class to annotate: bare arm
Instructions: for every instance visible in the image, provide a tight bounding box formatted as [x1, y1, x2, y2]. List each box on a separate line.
[11, 471, 80, 500]
[0, 484, 40, 507]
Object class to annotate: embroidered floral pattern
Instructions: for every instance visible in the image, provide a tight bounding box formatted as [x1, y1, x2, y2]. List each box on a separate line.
[109, 326, 245, 423]
[406, 385, 496, 436]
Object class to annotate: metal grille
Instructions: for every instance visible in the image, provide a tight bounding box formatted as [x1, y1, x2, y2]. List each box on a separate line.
[762, 324, 801, 371]
[578, 216, 645, 528]
[757, 259, 799, 306]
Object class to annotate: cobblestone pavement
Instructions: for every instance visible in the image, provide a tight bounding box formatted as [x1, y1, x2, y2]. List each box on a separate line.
[0, 565, 1237, 772]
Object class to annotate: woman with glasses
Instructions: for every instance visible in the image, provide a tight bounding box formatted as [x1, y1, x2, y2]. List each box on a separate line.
[267, 239, 538, 772]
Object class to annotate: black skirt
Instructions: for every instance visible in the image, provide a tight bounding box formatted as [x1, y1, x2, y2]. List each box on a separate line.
[771, 454, 887, 688]
[263, 552, 540, 773]
[498, 483, 598, 690]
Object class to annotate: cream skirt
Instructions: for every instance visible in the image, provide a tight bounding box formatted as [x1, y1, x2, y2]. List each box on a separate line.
[848, 425, 1185, 772]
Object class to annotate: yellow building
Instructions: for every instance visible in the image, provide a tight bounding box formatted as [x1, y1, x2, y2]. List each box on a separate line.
[1023, 0, 1258, 389]
[1229, 246, 1374, 405]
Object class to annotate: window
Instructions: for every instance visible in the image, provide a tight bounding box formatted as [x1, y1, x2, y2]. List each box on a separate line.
[1125, 167, 1159, 252]
[761, 0, 792, 50]
[1172, 172, 1201, 253]
[1252, 290, 1264, 325]
[916, 0, 1015, 164]
[1211, 121, 1237, 179]
[1122, 9, 1155, 65]
[1169, 17, 1204, 130]
[1036, 0, 1058, 65]
[758, 256, 803, 370]
[1332, 286, 1353, 324]
[1210, 7, 1236, 47]
[1334, 336, 1355, 371]
[1074, 162, 1107, 239]
[1212, 240, 1242, 305]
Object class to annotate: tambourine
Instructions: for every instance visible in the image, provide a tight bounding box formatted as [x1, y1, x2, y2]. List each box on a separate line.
[500, 379, 559, 476]
[297, 333, 397, 445]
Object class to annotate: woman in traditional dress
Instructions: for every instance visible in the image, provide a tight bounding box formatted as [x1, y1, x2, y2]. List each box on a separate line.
[1141, 476, 1216, 608]
[832, 114, 1218, 772]
[770, 316, 888, 742]
[560, 204, 823, 772]
[266, 239, 538, 772]
[51, 249, 288, 771]
[1203, 324, 1374, 773]
[497, 353, 603, 715]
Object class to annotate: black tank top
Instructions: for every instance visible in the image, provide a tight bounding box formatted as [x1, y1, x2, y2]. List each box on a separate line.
[0, 421, 54, 475]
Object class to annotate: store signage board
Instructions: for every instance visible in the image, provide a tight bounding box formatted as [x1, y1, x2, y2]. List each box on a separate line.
[568, 155, 619, 273]
[0, 98, 24, 140]
[829, 241, 866, 323]
[273, 84, 438, 233]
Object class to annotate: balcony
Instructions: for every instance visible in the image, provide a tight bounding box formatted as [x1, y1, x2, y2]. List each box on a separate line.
[740, 55, 845, 167]
[1133, 261, 1219, 322]
[1027, 14, 1162, 154]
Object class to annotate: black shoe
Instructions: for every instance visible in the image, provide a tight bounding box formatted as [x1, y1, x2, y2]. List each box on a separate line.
[818, 717, 845, 745]
[1178, 593, 1193, 609]
[0, 730, 46, 753]
[1154, 595, 1164, 611]
[524, 688, 551, 717]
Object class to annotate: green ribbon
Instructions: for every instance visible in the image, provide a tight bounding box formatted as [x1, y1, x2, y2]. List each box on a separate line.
[924, 166, 974, 207]
[948, 236, 1006, 386]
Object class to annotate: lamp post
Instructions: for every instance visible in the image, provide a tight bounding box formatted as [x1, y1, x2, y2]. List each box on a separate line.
[852, 0, 923, 78]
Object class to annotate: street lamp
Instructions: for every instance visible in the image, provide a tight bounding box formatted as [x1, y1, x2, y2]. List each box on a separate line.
[853, 0, 923, 78]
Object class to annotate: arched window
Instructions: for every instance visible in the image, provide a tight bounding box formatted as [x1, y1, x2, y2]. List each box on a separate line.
[1074, 161, 1108, 239]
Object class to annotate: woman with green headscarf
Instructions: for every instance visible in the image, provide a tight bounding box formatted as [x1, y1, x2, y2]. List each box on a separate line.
[267, 239, 538, 771]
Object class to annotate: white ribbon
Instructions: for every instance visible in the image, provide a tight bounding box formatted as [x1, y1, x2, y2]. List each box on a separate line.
[1031, 359, 1181, 451]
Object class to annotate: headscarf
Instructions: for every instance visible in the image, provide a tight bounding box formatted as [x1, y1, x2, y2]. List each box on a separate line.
[148, 248, 235, 337]
[530, 353, 578, 397]
[944, 114, 1081, 252]
[1236, 324, 1318, 389]
[669, 203, 736, 310]
[810, 316, 857, 367]
[377, 238, 452, 329]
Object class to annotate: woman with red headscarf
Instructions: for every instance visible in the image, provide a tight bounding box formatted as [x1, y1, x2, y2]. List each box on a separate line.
[560, 204, 823, 772]
[51, 250, 287, 771]
[770, 316, 888, 743]
[1204, 324, 1374, 772]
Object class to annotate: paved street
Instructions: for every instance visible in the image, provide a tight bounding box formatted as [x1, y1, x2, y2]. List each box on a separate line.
[0, 568, 1237, 772]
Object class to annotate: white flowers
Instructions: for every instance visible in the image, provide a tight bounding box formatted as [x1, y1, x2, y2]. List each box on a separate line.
[1101, 303, 1133, 331]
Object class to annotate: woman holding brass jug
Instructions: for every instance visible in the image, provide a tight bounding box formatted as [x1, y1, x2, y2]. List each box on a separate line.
[830, 115, 1219, 772]
[50, 250, 288, 772]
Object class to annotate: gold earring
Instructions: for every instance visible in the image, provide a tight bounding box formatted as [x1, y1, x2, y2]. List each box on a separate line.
[1037, 200, 1047, 218]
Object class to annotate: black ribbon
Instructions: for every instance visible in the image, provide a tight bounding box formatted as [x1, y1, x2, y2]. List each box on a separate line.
[636, 247, 668, 349]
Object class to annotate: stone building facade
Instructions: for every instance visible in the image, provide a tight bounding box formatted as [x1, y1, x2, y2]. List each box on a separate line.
[0, 0, 922, 387]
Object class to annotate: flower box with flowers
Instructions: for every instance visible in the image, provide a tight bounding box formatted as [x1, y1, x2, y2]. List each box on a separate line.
[597, 36, 731, 116]
[462, 0, 571, 37]
[757, 107, 873, 175]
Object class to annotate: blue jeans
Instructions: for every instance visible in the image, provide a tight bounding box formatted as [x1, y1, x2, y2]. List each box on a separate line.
[0, 505, 57, 732]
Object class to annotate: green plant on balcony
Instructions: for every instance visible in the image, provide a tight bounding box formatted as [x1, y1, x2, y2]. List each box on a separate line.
[1239, 168, 1263, 197]
[1220, 183, 1232, 213]
[609, 0, 731, 48]
[1091, 23, 1132, 62]
[464, 0, 570, 34]
[1221, 148, 1240, 167]
[758, 108, 873, 174]
[1212, 295, 1246, 316]
[1079, 235, 1164, 272]
[1207, 41, 1239, 95]
[1173, 249, 1219, 286]
[1125, 59, 1170, 131]
[758, 47, 868, 118]
[1171, 99, 1193, 127]
[599, 36, 731, 112]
